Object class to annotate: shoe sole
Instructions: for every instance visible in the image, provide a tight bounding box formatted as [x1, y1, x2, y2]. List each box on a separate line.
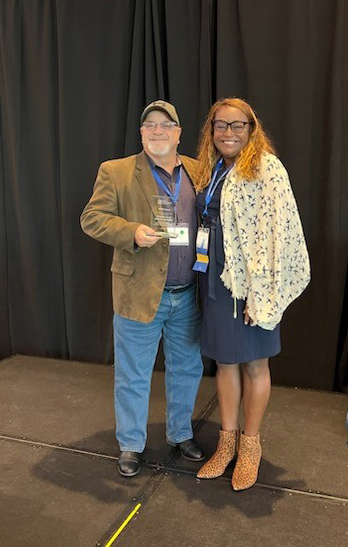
[196, 472, 224, 479]
[232, 482, 256, 491]
[118, 466, 141, 477]
[167, 442, 205, 462]
[181, 454, 205, 462]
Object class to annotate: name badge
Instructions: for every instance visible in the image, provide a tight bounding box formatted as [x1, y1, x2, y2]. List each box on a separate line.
[167, 224, 189, 246]
[192, 226, 210, 272]
[196, 226, 209, 251]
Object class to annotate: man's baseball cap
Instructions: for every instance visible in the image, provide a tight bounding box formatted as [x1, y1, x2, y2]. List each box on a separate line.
[140, 100, 180, 126]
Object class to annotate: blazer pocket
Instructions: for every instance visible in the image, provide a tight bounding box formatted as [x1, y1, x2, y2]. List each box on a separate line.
[111, 256, 135, 276]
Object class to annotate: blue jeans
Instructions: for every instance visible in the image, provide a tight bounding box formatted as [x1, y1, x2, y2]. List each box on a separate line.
[113, 285, 203, 452]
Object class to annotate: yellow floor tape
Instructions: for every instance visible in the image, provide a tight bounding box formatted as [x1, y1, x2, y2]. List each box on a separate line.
[105, 503, 142, 547]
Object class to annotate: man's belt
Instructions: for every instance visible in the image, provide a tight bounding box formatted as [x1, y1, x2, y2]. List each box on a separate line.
[163, 283, 194, 294]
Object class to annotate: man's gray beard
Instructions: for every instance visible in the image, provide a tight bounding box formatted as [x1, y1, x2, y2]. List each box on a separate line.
[147, 141, 171, 156]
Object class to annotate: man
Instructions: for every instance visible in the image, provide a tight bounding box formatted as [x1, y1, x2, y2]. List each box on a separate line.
[81, 100, 204, 477]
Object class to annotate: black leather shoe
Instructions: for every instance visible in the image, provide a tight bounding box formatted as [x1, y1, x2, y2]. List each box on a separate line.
[118, 451, 141, 477]
[168, 438, 205, 461]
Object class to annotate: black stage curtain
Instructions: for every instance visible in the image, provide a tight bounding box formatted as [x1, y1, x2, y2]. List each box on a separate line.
[0, 0, 347, 390]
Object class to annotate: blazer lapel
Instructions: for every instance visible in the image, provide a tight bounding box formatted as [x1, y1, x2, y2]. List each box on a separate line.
[135, 151, 158, 210]
[180, 156, 193, 181]
[135, 151, 167, 230]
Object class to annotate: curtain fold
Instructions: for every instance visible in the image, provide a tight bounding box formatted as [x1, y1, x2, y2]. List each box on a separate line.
[0, 97, 11, 358]
[336, 264, 348, 392]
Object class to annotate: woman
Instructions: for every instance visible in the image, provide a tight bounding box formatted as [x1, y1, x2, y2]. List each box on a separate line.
[194, 98, 310, 490]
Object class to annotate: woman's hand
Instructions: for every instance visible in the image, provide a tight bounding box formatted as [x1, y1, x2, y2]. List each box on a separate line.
[243, 305, 254, 326]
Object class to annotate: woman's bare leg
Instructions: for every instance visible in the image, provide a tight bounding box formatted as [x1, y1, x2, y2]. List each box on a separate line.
[242, 358, 271, 435]
[216, 362, 242, 431]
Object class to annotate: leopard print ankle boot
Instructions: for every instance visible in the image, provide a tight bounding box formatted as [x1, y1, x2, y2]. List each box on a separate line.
[232, 432, 262, 491]
[197, 429, 238, 479]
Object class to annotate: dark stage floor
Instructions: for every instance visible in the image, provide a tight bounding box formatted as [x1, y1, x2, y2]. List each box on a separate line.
[0, 355, 347, 546]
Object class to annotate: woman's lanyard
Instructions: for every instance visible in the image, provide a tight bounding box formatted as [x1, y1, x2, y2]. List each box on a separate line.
[202, 158, 231, 219]
[193, 159, 231, 275]
[151, 165, 182, 212]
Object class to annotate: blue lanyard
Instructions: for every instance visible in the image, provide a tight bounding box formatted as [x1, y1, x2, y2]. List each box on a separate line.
[151, 165, 182, 208]
[202, 158, 231, 218]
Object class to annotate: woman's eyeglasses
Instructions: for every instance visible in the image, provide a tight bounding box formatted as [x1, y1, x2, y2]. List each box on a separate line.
[212, 120, 252, 133]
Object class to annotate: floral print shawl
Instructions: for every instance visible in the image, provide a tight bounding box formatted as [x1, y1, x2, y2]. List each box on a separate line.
[220, 153, 310, 330]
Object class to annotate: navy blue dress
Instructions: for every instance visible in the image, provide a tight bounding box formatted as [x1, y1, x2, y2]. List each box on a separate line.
[196, 178, 281, 364]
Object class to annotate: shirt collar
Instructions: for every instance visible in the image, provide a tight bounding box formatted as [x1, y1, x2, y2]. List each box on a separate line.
[145, 152, 182, 173]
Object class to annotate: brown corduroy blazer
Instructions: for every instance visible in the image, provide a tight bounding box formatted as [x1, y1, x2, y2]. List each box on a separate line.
[80, 151, 198, 322]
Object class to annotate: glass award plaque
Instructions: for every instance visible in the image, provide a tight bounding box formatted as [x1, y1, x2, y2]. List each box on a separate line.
[150, 195, 178, 238]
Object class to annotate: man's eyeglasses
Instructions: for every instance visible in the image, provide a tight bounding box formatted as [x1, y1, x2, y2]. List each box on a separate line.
[142, 121, 178, 131]
[213, 120, 252, 134]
